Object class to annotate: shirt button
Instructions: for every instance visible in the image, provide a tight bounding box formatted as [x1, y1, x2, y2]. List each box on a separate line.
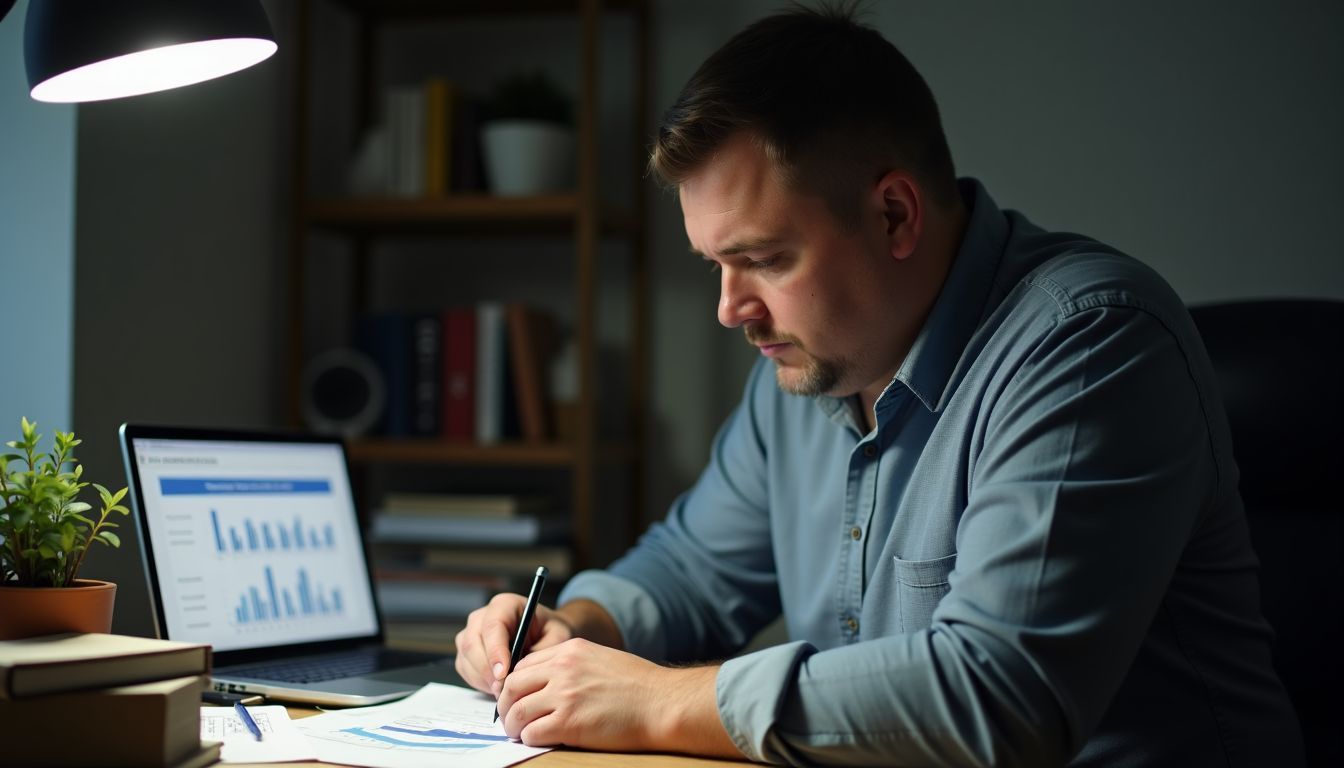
[847, 617, 859, 632]
[863, 444, 877, 458]
[850, 526, 862, 541]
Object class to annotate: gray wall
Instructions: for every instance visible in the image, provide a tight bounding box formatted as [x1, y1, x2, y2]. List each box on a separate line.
[0, 0, 75, 437]
[71, 1, 292, 634]
[58, 1, 1344, 636]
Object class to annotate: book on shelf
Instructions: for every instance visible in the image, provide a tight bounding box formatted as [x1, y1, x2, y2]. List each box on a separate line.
[0, 674, 212, 767]
[386, 83, 426, 197]
[506, 302, 553, 442]
[475, 300, 509, 444]
[358, 311, 413, 437]
[379, 492, 552, 519]
[374, 570, 507, 618]
[441, 305, 477, 441]
[423, 77, 458, 198]
[411, 312, 442, 436]
[384, 619, 466, 655]
[374, 542, 574, 579]
[0, 632, 211, 700]
[371, 512, 568, 546]
[356, 302, 556, 443]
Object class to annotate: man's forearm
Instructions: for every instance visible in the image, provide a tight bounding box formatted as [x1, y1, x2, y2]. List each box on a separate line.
[651, 664, 742, 758]
[554, 598, 625, 650]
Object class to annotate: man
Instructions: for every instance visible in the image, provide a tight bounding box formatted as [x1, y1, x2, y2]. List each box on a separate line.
[456, 6, 1303, 765]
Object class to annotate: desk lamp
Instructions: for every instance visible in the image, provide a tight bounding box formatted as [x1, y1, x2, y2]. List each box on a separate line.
[1, 0, 276, 103]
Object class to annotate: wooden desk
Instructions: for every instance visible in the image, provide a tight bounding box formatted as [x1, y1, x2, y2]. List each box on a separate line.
[225, 706, 747, 768]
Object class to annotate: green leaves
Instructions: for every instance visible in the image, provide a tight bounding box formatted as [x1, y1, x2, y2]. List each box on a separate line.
[0, 418, 129, 588]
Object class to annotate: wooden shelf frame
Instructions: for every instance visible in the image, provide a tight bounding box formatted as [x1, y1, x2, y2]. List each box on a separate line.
[287, 0, 650, 569]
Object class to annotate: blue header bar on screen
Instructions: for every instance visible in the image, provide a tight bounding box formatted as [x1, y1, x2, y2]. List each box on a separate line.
[159, 478, 332, 495]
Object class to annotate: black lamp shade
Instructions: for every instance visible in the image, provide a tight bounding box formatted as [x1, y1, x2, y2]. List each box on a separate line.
[24, 0, 276, 103]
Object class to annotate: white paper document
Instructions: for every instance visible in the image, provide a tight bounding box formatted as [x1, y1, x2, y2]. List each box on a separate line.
[201, 705, 318, 763]
[296, 683, 551, 768]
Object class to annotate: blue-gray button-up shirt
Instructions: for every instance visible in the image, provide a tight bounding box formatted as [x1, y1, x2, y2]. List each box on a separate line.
[560, 179, 1302, 766]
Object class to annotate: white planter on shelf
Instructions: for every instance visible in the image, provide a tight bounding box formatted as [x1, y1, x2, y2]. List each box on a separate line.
[480, 119, 575, 196]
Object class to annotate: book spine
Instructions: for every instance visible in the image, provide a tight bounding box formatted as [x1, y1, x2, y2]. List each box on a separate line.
[410, 313, 442, 436]
[424, 78, 455, 198]
[371, 514, 561, 546]
[475, 302, 507, 444]
[441, 306, 476, 440]
[358, 311, 412, 436]
[506, 303, 549, 442]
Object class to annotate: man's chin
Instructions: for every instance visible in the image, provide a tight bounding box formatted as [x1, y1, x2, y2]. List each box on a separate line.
[772, 360, 839, 397]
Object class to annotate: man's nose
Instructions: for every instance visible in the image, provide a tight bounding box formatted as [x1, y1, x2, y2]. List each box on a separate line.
[718, 269, 766, 328]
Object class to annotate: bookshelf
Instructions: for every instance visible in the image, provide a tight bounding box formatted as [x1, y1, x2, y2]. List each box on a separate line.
[286, 0, 649, 592]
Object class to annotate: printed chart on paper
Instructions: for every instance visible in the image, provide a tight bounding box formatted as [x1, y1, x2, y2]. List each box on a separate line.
[296, 683, 550, 768]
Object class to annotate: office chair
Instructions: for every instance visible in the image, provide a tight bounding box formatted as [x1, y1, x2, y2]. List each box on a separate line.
[1188, 299, 1343, 766]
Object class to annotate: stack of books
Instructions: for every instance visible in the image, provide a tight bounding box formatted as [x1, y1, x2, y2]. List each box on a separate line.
[0, 632, 219, 767]
[370, 493, 571, 653]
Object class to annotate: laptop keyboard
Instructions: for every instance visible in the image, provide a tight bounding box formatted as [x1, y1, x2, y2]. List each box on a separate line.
[227, 648, 443, 684]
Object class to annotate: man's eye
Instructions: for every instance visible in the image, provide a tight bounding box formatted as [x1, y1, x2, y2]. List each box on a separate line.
[748, 255, 780, 270]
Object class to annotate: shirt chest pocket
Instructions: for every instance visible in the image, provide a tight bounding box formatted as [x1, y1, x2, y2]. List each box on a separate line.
[893, 553, 957, 634]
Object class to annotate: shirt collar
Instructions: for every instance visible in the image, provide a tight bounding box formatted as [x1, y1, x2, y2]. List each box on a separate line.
[817, 178, 1009, 425]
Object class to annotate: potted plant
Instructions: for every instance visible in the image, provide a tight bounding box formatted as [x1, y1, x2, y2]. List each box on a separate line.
[0, 417, 130, 639]
[479, 70, 576, 196]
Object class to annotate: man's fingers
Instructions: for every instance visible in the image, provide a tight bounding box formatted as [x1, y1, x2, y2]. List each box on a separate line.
[482, 593, 528, 680]
[453, 611, 494, 693]
[498, 666, 552, 738]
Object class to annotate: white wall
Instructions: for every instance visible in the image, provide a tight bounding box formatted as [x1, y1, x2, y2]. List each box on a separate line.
[0, 0, 75, 438]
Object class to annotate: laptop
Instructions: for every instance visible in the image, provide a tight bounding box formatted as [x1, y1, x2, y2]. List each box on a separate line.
[119, 423, 464, 706]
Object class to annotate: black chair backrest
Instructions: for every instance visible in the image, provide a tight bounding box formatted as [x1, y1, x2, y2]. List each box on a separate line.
[1188, 299, 1343, 766]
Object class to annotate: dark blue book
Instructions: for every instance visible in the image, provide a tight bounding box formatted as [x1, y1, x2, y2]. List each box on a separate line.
[358, 312, 412, 436]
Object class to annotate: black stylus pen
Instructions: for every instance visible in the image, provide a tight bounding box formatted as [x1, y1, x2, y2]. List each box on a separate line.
[494, 565, 548, 723]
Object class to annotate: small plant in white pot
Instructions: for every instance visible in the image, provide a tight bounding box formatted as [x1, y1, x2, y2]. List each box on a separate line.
[480, 70, 575, 196]
[0, 418, 130, 638]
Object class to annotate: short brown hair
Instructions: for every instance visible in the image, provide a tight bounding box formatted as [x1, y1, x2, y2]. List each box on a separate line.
[649, 2, 958, 227]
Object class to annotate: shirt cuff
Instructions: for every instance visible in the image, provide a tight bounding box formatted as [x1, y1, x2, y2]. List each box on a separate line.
[716, 640, 814, 763]
[557, 569, 669, 661]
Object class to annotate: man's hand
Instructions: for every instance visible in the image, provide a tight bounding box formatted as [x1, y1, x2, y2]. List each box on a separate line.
[454, 593, 575, 697]
[496, 637, 742, 758]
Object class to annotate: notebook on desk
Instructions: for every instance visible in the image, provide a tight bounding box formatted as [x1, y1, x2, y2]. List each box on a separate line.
[120, 423, 464, 707]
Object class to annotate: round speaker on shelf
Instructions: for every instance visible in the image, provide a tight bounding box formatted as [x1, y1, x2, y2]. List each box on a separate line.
[301, 348, 385, 437]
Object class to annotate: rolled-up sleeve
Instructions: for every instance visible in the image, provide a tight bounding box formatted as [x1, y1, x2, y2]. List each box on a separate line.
[559, 360, 783, 662]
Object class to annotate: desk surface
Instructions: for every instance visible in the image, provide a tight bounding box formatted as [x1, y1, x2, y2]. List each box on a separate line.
[223, 706, 747, 768]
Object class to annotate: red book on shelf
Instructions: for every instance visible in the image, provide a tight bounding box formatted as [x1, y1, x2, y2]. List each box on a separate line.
[441, 306, 476, 441]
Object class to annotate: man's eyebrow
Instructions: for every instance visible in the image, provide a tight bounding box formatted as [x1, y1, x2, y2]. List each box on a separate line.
[689, 237, 786, 259]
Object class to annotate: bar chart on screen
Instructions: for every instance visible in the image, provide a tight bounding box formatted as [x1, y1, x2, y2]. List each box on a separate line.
[210, 509, 337, 554]
[135, 459, 379, 651]
[232, 565, 346, 624]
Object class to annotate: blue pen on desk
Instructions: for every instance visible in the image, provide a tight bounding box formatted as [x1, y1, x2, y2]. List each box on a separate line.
[494, 566, 548, 723]
[234, 700, 263, 741]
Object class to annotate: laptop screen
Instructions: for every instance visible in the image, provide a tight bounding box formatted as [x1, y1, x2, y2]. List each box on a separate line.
[123, 430, 380, 653]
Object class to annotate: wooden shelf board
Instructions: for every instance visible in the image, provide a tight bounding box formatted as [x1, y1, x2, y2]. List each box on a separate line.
[348, 439, 576, 465]
[304, 196, 636, 236]
[346, 438, 635, 466]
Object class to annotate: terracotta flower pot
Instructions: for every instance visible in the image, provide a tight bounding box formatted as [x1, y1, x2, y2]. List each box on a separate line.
[0, 579, 116, 639]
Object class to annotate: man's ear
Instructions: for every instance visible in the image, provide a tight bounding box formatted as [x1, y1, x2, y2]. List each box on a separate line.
[874, 170, 922, 262]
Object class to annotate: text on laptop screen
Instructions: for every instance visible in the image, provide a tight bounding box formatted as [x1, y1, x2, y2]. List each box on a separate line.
[131, 438, 379, 652]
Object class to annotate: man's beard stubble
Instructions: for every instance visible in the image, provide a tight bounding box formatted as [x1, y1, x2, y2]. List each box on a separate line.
[744, 325, 843, 397]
